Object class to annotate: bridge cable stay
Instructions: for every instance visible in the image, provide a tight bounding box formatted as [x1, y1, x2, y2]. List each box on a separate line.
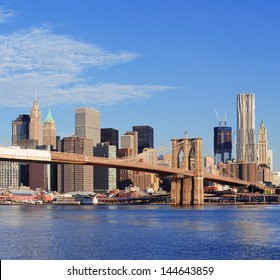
[202, 141, 242, 183]
[119, 142, 177, 164]
[119, 139, 197, 167]
[118, 138, 242, 183]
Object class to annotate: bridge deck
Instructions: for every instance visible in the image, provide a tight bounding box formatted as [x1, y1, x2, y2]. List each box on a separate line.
[0, 146, 265, 189]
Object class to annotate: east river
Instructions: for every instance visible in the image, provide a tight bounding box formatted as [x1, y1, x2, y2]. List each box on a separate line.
[1, 204, 280, 260]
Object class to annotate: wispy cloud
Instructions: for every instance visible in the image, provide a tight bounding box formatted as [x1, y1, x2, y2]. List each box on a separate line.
[0, 26, 174, 107]
[0, 26, 138, 76]
[0, 6, 14, 23]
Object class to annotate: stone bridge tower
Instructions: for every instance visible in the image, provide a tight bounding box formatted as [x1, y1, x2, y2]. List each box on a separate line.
[171, 138, 204, 205]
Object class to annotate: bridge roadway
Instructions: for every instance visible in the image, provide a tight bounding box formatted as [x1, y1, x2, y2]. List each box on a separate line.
[0, 146, 264, 189]
[51, 151, 264, 188]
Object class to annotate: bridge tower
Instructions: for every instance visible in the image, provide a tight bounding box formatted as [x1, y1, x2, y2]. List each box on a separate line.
[171, 138, 204, 205]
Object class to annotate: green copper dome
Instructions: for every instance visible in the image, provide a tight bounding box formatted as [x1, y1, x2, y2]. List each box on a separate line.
[260, 120, 265, 129]
[45, 108, 55, 123]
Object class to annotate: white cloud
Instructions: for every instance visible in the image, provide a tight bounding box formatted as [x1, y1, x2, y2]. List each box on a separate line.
[0, 26, 174, 107]
[0, 26, 138, 75]
[0, 6, 14, 23]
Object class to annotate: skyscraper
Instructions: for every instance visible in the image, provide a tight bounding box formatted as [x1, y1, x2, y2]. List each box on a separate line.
[236, 93, 256, 162]
[11, 114, 33, 187]
[43, 108, 57, 149]
[257, 120, 268, 166]
[124, 131, 138, 155]
[101, 128, 119, 149]
[214, 121, 232, 165]
[75, 108, 100, 146]
[60, 136, 93, 193]
[29, 99, 43, 146]
[11, 114, 30, 146]
[0, 161, 20, 188]
[132, 126, 154, 153]
[94, 143, 117, 193]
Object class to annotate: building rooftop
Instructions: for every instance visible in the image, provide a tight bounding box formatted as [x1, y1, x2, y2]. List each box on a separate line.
[45, 108, 55, 123]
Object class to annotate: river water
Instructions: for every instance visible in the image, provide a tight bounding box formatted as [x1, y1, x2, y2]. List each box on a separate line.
[1, 204, 280, 260]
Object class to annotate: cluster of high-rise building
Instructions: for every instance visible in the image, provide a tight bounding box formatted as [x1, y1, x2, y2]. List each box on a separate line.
[212, 93, 275, 185]
[1, 92, 278, 193]
[4, 101, 156, 193]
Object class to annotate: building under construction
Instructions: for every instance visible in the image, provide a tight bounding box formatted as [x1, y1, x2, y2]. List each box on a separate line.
[214, 111, 232, 165]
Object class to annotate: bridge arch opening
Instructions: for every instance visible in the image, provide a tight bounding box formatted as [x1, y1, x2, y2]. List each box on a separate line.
[189, 147, 195, 171]
[178, 148, 184, 169]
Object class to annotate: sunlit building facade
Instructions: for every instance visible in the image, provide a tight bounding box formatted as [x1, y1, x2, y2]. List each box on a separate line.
[236, 93, 256, 162]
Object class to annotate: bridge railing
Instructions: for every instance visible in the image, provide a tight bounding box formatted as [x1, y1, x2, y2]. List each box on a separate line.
[0, 146, 51, 162]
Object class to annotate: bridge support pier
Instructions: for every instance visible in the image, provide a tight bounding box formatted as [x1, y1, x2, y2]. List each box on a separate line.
[171, 176, 204, 205]
[170, 138, 204, 205]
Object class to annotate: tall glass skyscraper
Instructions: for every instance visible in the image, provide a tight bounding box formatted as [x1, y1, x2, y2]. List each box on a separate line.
[101, 128, 119, 149]
[11, 114, 30, 146]
[132, 125, 154, 153]
[236, 93, 256, 162]
[214, 121, 232, 165]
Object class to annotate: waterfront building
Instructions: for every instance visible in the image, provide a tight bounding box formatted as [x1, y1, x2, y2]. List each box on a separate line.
[131, 173, 159, 192]
[59, 136, 94, 193]
[101, 128, 119, 150]
[29, 145, 57, 192]
[236, 93, 256, 162]
[214, 121, 232, 165]
[218, 161, 257, 183]
[75, 108, 100, 146]
[117, 148, 134, 188]
[131, 148, 159, 192]
[0, 161, 20, 188]
[132, 126, 154, 153]
[257, 164, 272, 184]
[94, 143, 117, 193]
[29, 99, 43, 146]
[43, 108, 57, 150]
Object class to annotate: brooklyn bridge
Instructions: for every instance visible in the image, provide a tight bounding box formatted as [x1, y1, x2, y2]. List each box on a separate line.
[0, 138, 265, 205]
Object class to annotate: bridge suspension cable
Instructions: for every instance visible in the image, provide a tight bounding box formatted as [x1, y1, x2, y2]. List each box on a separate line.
[119, 139, 197, 167]
[202, 141, 241, 183]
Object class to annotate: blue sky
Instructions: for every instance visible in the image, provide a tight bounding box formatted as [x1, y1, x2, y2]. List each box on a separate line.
[1, 0, 280, 170]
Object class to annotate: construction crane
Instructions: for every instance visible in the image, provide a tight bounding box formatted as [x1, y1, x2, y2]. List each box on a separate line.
[214, 108, 227, 126]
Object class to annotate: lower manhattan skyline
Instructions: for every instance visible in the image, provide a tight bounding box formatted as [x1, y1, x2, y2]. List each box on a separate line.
[3, 0, 280, 268]
[1, 0, 280, 171]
